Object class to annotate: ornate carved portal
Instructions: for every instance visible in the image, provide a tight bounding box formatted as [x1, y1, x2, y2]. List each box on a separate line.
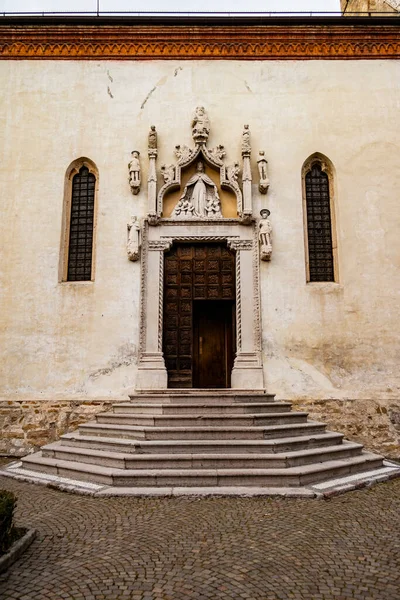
[135, 108, 264, 391]
[163, 244, 236, 388]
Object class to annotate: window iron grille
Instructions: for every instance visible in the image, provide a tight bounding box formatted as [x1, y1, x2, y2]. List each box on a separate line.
[305, 163, 334, 282]
[67, 166, 95, 281]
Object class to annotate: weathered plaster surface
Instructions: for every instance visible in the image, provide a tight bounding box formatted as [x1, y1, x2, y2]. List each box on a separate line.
[0, 60, 399, 417]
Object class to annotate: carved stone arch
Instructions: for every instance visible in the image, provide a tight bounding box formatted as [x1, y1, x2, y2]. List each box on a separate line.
[301, 152, 339, 283]
[59, 157, 99, 282]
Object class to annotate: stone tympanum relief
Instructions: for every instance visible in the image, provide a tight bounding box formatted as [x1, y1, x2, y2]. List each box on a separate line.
[128, 151, 141, 195]
[127, 216, 141, 261]
[259, 209, 272, 261]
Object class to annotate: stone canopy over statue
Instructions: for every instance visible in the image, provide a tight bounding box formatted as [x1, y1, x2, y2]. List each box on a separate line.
[172, 161, 222, 219]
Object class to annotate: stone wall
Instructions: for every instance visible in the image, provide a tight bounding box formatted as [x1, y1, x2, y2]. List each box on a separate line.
[0, 399, 116, 457]
[291, 397, 400, 460]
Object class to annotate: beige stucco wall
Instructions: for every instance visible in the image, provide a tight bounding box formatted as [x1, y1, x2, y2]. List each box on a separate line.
[0, 59, 399, 409]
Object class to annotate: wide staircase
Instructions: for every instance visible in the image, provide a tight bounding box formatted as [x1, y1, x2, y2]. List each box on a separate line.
[11, 390, 399, 496]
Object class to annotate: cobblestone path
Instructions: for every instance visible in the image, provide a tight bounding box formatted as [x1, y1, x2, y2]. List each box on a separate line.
[0, 476, 399, 600]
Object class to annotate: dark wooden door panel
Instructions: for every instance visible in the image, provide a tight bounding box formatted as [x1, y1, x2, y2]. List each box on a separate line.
[163, 243, 235, 389]
[193, 301, 235, 389]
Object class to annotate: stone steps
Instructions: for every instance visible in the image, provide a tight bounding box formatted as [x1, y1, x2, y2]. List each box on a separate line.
[60, 431, 345, 454]
[129, 390, 275, 404]
[113, 402, 292, 415]
[20, 452, 383, 488]
[95, 412, 307, 428]
[41, 440, 363, 470]
[9, 390, 392, 495]
[79, 421, 327, 441]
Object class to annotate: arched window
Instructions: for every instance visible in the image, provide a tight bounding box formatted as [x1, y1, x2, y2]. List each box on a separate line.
[60, 158, 98, 282]
[302, 154, 338, 283]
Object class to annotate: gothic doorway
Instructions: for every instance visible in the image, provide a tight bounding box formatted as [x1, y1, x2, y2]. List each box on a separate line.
[163, 243, 236, 388]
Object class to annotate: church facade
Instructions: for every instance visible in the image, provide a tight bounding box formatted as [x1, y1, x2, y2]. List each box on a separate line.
[0, 13, 399, 459]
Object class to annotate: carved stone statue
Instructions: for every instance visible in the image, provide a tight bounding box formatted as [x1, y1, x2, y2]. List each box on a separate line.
[227, 162, 240, 185]
[127, 216, 141, 261]
[172, 161, 222, 219]
[242, 124, 251, 154]
[148, 125, 157, 150]
[161, 164, 176, 184]
[128, 151, 141, 195]
[257, 151, 270, 194]
[209, 144, 226, 162]
[259, 209, 272, 261]
[191, 106, 210, 143]
[174, 144, 192, 164]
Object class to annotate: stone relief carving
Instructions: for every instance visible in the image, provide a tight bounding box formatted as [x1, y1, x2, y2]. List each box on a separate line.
[209, 144, 226, 162]
[174, 144, 193, 164]
[128, 151, 141, 195]
[172, 161, 222, 219]
[191, 106, 210, 143]
[226, 162, 240, 185]
[257, 151, 270, 194]
[160, 164, 176, 184]
[259, 209, 272, 261]
[127, 216, 141, 261]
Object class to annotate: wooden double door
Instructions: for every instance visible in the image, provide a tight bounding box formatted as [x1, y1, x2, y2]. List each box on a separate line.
[163, 243, 236, 388]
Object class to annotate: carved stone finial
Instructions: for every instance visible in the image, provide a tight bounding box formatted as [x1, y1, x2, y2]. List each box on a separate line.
[127, 216, 141, 261]
[128, 151, 141, 195]
[191, 106, 210, 144]
[174, 144, 193, 164]
[148, 125, 157, 151]
[161, 164, 176, 184]
[259, 209, 272, 261]
[257, 151, 270, 194]
[242, 124, 251, 155]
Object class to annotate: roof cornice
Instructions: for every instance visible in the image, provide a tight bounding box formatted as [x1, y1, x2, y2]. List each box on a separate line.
[0, 17, 399, 60]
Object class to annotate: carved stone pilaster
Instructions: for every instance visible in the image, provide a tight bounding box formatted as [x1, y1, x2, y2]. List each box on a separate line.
[147, 127, 158, 221]
[230, 234, 263, 389]
[241, 125, 253, 220]
[136, 225, 170, 390]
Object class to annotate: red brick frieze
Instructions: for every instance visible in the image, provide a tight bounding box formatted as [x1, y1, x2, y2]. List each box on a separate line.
[0, 24, 399, 60]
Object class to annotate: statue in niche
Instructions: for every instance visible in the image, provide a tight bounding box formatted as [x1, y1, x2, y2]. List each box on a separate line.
[127, 216, 141, 261]
[148, 125, 157, 150]
[172, 161, 222, 219]
[174, 144, 192, 163]
[191, 106, 210, 143]
[257, 151, 270, 194]
[242, 124, 251, 154]
[161, 164, 176, 184]
[128, 151, 141, 195]
[259, 209, 272, 261]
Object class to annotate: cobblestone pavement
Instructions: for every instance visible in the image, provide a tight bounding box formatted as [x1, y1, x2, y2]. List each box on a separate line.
[0, 476, 400, 600]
